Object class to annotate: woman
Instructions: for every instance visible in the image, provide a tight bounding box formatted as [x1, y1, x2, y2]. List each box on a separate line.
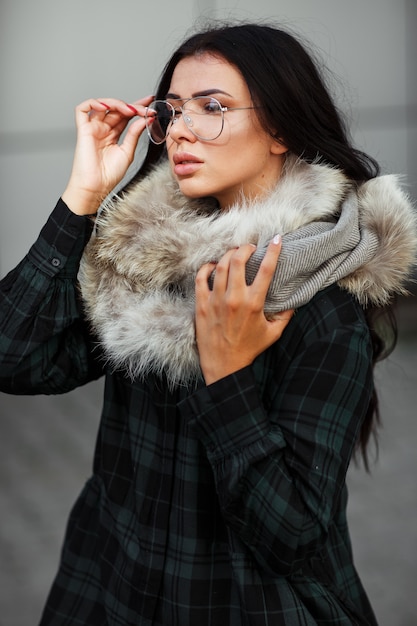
[0, 22, 416, 625]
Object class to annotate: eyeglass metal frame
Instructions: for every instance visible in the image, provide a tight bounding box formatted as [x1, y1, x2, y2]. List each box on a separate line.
[145, 96, 258, 145]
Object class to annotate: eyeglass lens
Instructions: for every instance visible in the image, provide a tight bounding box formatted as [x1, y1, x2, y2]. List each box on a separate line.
[145, 97, 224, 144]
[145, 101, 173, 144]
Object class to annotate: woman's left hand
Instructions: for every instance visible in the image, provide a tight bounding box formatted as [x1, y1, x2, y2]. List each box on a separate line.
[195, 236, 294, 385]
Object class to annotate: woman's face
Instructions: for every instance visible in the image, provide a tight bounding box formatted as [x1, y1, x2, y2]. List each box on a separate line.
[165, 54, 287, 210]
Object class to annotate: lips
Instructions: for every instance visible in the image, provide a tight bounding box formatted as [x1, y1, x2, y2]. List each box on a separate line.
[173, 152, 202, 165]
[173, 152, 203, 176]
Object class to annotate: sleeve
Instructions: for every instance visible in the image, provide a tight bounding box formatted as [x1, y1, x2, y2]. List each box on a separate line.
[0, 199, 104, 394]
[178, 301, 373, 577]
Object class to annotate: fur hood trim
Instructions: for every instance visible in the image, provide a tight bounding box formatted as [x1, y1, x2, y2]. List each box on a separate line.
[79, 157, 417, 386]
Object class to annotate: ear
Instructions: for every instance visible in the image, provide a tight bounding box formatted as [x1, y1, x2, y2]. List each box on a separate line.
[270, 137, 288, 156]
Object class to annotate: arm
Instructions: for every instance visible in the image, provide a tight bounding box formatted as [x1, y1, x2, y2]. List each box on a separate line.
[0, 95, 153, 393]
[0, 200, 102, 394]
[179, 295, 373, 577]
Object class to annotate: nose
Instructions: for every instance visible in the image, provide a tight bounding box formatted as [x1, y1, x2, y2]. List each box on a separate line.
[168, 109, 196, 143]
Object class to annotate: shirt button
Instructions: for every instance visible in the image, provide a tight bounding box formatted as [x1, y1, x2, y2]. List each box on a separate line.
[51, 257, 61, 267]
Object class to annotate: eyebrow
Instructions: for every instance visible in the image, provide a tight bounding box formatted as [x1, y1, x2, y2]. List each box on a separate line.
[165, 88, 234, 99]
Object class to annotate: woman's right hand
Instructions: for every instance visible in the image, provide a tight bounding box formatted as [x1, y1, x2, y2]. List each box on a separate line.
[62, 95, 154, 215]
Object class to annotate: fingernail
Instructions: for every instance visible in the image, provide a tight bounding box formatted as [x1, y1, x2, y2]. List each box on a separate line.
[272, 234, 281, 245]
[99, 101, 109, 108]
[126, 104, 138, 114]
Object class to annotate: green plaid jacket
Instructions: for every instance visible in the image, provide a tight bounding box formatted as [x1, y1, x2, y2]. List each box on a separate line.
[0, 201, 378, 625]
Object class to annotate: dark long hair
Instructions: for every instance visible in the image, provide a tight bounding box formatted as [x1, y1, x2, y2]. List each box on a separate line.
[128, 22, 396, 468]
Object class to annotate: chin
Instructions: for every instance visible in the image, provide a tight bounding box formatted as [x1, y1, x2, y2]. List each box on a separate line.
[177, 180, 209, 199]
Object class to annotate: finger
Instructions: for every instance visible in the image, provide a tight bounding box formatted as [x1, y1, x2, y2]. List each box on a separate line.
[223, 244, 258, 294]
[251, 234, 282, 297]
[210, 247, 239, 295]
[264, 309, 295, 344]
[268, 308, 295, 334]
[119, 116, 149, 160]
[267, 308, 294, 322]
[75, 98, 148, 127]
[195, 262, 217, 301]
[97, 95, 155, 120]
[74, 99, 108, 126]
[130, 95, 155, 115]
[102, 95, 155, 119]
[113, 96, 156, 152]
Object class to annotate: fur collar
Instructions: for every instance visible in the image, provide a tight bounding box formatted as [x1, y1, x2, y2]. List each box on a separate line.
[79, 156, 416, 386]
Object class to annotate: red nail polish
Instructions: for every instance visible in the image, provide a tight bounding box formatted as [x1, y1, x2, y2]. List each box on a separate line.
[126, 104, 138, 114]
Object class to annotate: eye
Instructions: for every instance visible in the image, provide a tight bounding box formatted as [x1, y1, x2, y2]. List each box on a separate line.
[203, 98, 223, 114]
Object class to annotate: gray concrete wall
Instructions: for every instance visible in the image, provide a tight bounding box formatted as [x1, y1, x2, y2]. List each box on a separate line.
[1, 0, 415, 275]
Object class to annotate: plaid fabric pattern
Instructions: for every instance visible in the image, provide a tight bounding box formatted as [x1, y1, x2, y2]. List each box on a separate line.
[0, 201, 378, 625]
[0, 201, 102, 394]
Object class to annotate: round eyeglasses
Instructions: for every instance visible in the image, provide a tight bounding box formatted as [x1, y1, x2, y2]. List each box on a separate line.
[145, 96, 258, 145]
